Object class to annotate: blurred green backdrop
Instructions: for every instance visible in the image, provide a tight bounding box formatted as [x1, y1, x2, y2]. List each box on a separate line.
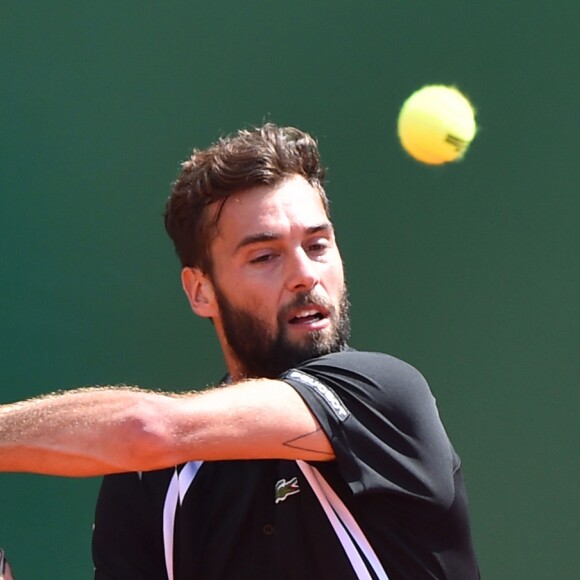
[1, 1, 578, 578]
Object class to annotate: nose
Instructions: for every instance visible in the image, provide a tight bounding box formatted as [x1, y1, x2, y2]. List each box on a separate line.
[286, 248, 319, 293]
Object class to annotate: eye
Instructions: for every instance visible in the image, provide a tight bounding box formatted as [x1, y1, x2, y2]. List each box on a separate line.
[249, 252, 278, 264]
[307, 239, 330, 255]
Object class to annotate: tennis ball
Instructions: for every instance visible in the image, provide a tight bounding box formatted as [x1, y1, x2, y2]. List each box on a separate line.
[397, 84, 477, 165]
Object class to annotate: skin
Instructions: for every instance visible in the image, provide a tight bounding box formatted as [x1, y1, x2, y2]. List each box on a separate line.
[0, 176, 345, 476]
[2, 561, 14, 580]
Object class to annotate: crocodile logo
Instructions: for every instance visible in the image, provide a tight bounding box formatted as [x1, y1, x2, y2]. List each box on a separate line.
[275, 477, 300, 503]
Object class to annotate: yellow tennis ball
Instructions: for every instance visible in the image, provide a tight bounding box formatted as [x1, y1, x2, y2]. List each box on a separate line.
[397, 85, 477, 165]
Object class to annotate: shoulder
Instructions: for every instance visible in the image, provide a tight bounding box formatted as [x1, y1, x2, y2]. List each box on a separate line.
[283, 349, 434, 419]
[294, 349, 428, 393]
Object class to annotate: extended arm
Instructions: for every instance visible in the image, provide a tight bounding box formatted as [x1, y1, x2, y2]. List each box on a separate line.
[0, 380, 333, 477]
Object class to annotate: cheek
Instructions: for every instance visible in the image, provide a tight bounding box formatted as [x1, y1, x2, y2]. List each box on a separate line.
[235, 267, 285, 303]
[326, 257, 346, 294]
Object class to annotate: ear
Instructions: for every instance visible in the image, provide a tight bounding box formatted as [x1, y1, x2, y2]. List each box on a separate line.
[181, 267, 218, 319]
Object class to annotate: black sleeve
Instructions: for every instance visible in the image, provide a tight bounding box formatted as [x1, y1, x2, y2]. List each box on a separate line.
[281, 350, 457, 508]
[92, 470, 171, 580]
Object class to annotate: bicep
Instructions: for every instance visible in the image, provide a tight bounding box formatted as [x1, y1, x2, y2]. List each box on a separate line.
[162, 379, 334, 464]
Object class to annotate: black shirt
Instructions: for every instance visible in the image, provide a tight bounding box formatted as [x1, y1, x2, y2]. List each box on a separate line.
[92, 351, 479, 579]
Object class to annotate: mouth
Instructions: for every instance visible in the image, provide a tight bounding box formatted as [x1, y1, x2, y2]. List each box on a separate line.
[287, 305, 330, 330]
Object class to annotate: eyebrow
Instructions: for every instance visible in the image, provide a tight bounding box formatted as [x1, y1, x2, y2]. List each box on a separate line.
[234, 222, 334, 253]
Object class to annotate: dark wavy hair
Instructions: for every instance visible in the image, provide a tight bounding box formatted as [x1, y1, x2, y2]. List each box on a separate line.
[164, 123, 329, 272]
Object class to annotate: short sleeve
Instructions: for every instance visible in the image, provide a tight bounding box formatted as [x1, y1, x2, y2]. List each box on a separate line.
[281, 351, 457, 508]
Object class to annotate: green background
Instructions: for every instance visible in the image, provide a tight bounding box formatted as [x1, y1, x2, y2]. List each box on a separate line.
[2, 1, 578, 577]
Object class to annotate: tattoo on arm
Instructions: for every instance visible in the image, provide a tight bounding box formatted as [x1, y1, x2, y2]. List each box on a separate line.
[282, 427, 333, 456]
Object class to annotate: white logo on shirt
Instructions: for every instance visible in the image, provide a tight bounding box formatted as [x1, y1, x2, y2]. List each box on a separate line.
[285, 370, 350, 421]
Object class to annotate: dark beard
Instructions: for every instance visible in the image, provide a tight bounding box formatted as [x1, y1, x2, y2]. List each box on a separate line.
[213, 284, 351, 379]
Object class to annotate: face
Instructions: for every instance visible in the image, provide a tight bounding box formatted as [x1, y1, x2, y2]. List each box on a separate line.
[188, 175, 350, 379]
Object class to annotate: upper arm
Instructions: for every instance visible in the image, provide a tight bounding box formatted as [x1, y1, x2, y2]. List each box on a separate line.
[153, 379, 334, 467]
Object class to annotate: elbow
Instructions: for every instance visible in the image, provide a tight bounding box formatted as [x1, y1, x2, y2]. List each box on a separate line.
[117, 398, 176, 472]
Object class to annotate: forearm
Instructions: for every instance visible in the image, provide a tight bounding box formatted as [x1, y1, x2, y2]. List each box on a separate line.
[0, 387, 174, 477]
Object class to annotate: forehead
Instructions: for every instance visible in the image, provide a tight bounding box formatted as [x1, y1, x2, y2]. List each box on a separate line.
[214, 176, 331, 244]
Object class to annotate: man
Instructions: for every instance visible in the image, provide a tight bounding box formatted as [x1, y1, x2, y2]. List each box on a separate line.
[0, 124, 479, 579]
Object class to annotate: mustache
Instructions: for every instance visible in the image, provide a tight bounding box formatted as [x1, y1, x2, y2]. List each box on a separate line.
[278, 292, 335, 321]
